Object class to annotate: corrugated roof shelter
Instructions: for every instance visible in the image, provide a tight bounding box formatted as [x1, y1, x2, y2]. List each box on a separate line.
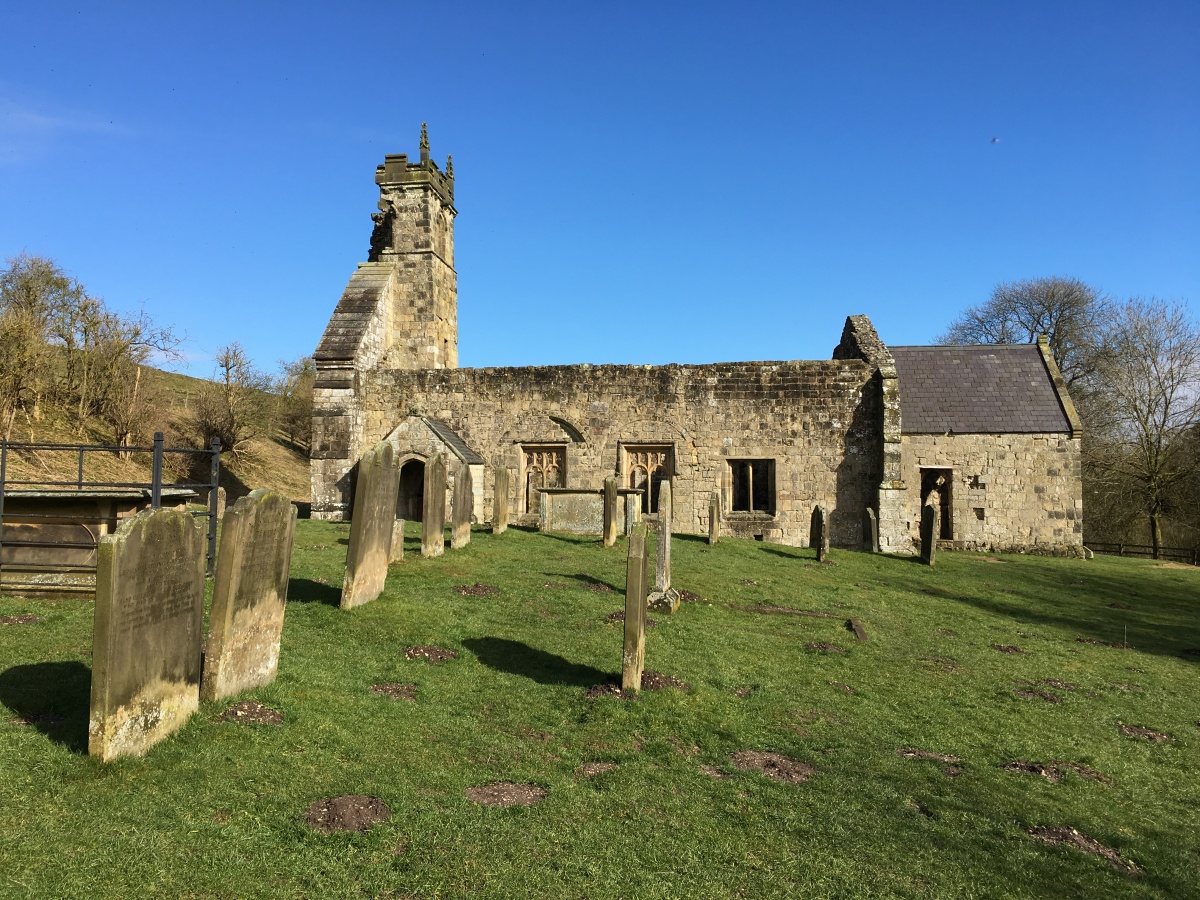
[891, 345, 1073, 435]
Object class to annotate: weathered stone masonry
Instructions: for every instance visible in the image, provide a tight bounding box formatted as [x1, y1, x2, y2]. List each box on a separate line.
[312, 131, 1083, 554]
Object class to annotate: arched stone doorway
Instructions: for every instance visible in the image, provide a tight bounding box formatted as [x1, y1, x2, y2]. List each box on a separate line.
[397, 459, 425, 521]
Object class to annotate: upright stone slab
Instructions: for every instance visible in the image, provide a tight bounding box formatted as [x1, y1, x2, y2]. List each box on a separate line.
[811, 505, 829, 561]
[492, 466, 510, 534]
[708, 491, 720, 546]
[655, 482, 672, 592]
[624, 493, 640, 535]
[89, 508, 205, 761]
[863, 507, 880, 553]
[422, 455, 447, 558]
[920, 504, 939, 566]
[201, 489, 297, 702]
[622, 523, 649, 693]
[340, 442, 400, 609]
[389, 519, 405, 563]
[451, 466, 473, 550]
[602, 476, 619, 547]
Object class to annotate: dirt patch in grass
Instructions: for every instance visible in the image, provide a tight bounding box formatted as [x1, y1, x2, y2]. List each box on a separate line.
[730, 750, 815, 783]
[454, 583, 499, 598]
[0, 614, 45, 625]
[828, 680, 856, 693]
[738, 579, 758, 585]
[641, 671, 691, 692]
[937, 628, 958, 636]
[898, 748, 962, 764]
[583, 582, 613, 593]
[1076, 637, 1129, 649]
[372, 683, 417, 701]
[305, 795, 390, 834]
[699, 764, 732, 779]
[578, 762, 617, 778]
[220, 701, 282, 726]
[466, 782, 547, 807]
[982, 556, 1005, 563]
[805, 642, 846, 653]
[1014, 689, 1062, 703]
[732, 685, 755, 698]
[584, 682, 637, 701]
[920, 655, 958, 670]
[1117, 723, 1171, 742]
[733, 603, 835, 618]
[542, 581, 568, 589]
[991, 644, 1027, 654]
[404, 645, 458, 663]
[1036, 679, 1077, 691]
[1003, 760, 1110, 784]
[604, 611, 657, 628]
[677, 589, 704, 603]
[1028, 826, 1141, 874]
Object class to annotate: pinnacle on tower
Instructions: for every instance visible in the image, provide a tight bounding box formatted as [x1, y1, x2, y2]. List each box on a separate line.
[420, 122, 430, 162]
[446, 154, 453, 178]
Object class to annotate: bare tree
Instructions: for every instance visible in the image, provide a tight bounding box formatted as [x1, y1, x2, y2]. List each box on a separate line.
[190, 342, 276, 457]
[1087, 299, 1200, 557]
[937, 276, 1109, 389]
[276, 355, 315, 452]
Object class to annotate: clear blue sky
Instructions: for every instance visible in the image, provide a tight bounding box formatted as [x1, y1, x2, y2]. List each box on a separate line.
[2, 1, 1197, 377]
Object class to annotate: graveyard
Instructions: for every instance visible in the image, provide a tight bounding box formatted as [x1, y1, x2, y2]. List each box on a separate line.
[1, 517, 1198, 898]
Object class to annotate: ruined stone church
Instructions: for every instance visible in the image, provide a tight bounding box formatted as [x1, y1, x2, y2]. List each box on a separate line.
[312, 129, 1083, 554]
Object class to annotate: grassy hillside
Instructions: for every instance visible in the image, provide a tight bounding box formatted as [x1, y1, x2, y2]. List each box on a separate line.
[1, 365, 310, 504]
[1, 527, 1197, 898]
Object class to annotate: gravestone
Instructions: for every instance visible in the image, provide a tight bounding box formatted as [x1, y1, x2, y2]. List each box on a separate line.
[201, 489, 297, 702]
[389, 518, 405, 563]
[451, 466, 473, 550]
[89, 507, 206, 761]
[602, 476, 619, 547]
[863, 507, 879, 553]
[622, 523, 649, 693]
[215, 486, 227, 519]
[492, 466, 510, 534]
[624, 493, 640, 535]
[708, 491, 720, 546]
[920, 504, 939, 566]
[811, 505, 829, 561]
[341, 441, 400, 609]
[422, 455, 447, 558]
[655, 482, 672, 592]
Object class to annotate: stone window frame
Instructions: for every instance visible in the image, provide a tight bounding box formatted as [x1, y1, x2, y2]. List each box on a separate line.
[521, 443, 567, 514]
[616, 442, 675, 514]
[726, 458, 777, 517]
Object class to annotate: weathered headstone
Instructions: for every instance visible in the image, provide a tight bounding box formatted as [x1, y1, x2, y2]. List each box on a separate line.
[451, 466, 473, 550]
[89, 508, 205, 761]
[341, 442, 400, 609]
[215, 486, 227, 519]
[655, 481, 672, 592]
[624, 493, 640, 535]
[422, 455, 447, 558]
[602, 476, 619, 547]
[811, 505, 829, 561]
[492, 466, 510, 534]
[201, 489, 297, 702]
[708, 491, 720, 546]
[622, 523, 649, 693]
[863, 507, 879, 553]
[389, 518, 405, 563]
[920, 503, 939, 566]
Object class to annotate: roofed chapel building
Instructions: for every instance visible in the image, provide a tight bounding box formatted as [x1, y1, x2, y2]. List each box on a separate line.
[311, 130, 1084, 555]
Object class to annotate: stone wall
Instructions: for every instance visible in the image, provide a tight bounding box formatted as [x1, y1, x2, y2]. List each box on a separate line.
[900, 432, 1083, 551]
[313, 359, 885, 548]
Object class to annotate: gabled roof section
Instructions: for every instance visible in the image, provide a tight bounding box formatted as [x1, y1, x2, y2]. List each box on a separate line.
[313, 262, 392, 362]
[891, 344, 1072, 434]
[424, 418, 485, 465]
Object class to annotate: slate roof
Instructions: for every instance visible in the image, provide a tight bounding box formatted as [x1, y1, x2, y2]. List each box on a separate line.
[313, 262, 391, 362]
[424, 418, 485, 465]
[890, 345, 1070, 434]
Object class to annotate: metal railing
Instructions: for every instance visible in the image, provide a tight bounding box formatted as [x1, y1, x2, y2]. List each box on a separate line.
[1085, 541, 1199, 565]
[0, 433, 221, 594]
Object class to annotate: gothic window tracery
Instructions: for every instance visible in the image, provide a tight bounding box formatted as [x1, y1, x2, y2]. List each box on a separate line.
[522, 445, 566, 513]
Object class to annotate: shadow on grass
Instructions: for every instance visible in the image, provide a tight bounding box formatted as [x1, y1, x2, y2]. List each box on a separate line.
[287, 577, 341, 606]
[0, 660, 90, 753]
[463, 637, 610, 686]
[758, 545, 814, 560]
[545, 573, 622, 593]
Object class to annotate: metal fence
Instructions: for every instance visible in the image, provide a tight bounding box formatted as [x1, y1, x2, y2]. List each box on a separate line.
[1084, 541, 1199, 566]
[0, 433, 221, 594]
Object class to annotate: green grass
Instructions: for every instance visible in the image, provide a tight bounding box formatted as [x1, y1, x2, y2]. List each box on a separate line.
[1, 524, 1198, 899]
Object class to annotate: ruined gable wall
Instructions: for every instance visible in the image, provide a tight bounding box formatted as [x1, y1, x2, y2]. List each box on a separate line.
[901, 433, 1083, 552]
[325, 359, 882, 547]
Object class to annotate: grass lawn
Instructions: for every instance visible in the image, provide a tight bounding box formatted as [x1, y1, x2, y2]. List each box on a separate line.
[1, 522, 1198, 898]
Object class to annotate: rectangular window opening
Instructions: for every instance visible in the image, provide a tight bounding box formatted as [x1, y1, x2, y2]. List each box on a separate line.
[729, 459, 776, 515]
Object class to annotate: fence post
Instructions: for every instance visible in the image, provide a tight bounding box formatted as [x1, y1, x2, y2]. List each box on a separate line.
[206, 437, 221, 577]
[0, 441, 6, 584]
[77, 447, 84, 489]
[150, 432, 164, 508]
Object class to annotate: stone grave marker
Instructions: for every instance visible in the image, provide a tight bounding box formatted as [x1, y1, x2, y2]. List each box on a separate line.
[201, 489, 297, 702]
[451, 466, 473, 550]
[921, 504, 939, 566]
[811, 505, 829, 561]
[648, 483, 679, 613]
[340, 441, 400, 609]
[492, 465, 510, 534]
[708, 491, 720, 546]
[89, 507, 206, 761]
[622, 523, 649, 693]
[602, 476, 619, 547]
[624, 493, 640, 535]
[389, 518, 405, 564]
[863, 507, 879, 553]
[422, 455, 447, 558]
